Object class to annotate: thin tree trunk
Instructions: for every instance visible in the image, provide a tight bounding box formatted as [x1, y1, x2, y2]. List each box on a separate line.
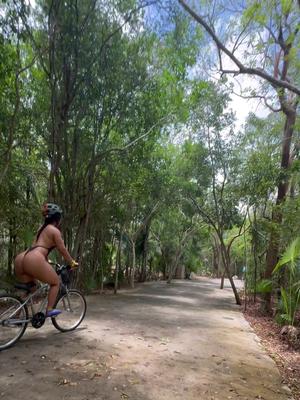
[212, 235, 221, 277]
[167, 263, 175, 284]
[7, 228, 16, 278]
[220, 272, 225, 289]
[125, 253, 129, 283]
[219, 239, 241, 305]
[130, 239, 136, 288]
[48, 0, 60, 200]
[252, 209, 258, 303]
[114, 229, 122, 294]
[139, 224, 149, 282]
[99, 229, 104, 294]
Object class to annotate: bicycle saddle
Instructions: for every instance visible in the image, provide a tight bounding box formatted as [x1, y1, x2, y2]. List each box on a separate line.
[14, 281, 36, 293]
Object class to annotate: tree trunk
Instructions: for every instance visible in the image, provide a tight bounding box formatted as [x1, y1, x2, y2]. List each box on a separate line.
[125, 253, 129, 283]
[220, 272, 225, 289]
[167, 264, 174, 284]
[48, 1, 60, 200]
[213, 244, 220, 277]
[264, 106, 297, 312]
[167, 252, 181, 284]
[114, 229, 122, 294]
[251, 209, 258, 303]
[99, 231, 104, 294]
[7, 228, 16, 278]
[220, 239, 241, 305]
[211, 234, 221, 278]
[73, 159, 96, 288]
[139, 224, 150, 282]
[130, 239, 136, 288]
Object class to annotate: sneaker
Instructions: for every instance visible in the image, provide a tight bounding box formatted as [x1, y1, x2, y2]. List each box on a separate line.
[46, 309, 62, 318]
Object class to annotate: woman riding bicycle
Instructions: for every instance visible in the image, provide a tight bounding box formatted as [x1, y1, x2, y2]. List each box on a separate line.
[14, 203, 78, 317]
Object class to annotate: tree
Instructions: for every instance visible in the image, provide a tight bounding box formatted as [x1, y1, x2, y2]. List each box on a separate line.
[184, 81, 245, 304]
[178, 0, 300, 311]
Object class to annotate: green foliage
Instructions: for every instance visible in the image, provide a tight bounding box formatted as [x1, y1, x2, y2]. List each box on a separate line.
[273, 238, 300, 325]
[273, 237, 300, 275]
[256, 279, 273, 294]
[276, 287, 300, 326]
[237, 113, 282, 205]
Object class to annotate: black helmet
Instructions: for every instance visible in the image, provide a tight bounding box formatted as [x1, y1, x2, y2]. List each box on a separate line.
[42, 203, 63, 218]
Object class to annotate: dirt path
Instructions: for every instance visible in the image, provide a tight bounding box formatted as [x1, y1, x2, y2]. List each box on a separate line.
[0, 278, 294, 400]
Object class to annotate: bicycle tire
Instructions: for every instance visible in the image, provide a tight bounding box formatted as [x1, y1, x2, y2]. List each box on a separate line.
[52, 289, 86, 332]
[0, 294, 28, 351]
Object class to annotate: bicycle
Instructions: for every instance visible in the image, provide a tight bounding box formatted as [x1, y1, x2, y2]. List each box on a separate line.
[0, 262, 87, 351]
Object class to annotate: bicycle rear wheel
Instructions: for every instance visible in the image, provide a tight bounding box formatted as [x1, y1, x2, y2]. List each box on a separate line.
[52, 289, 86, 332]
[0, 295, 28, 351]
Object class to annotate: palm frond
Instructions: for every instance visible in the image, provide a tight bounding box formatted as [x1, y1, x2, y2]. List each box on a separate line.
[273, 237, 300, 275]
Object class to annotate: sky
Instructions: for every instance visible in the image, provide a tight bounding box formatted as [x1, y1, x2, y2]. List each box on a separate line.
[188, 51, 270, 132]
[214, 36, 270, 130]
[220, 61, 270, 131]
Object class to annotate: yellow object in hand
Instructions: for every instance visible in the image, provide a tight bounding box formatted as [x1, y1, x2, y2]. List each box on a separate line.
[70, 259, 79, 268]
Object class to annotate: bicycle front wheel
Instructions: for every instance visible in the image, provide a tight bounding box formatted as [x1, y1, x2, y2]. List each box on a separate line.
[0, 295, 28, 351]
[52, 289, 86, 332]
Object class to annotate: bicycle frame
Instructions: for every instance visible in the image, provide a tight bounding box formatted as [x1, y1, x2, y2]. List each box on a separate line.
[0, 262, 85, 352]
[1, 284, 50, 325]
[1, 262, 75, 328]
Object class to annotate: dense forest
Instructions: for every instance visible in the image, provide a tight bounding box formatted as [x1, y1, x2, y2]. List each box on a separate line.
[0, 0, 299, 326]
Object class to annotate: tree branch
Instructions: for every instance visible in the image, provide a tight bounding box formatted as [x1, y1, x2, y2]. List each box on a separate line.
[74, 0, 157, 96]
[95, 113, 173, 161]
[132, 201, 160, 241]
[231, 90, 282, 112]
[189, 196, 219, 234]
[227, 212, 249, 254]
[178, 0, 300, 96]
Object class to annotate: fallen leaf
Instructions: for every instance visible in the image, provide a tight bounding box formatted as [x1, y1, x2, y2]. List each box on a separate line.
[128, 379, 140, 385]
[58, 378, 70, 386]
[90, 372, 102, 379]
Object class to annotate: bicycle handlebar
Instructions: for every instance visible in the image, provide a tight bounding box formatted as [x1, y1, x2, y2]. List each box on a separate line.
[48, 261, 71, 275]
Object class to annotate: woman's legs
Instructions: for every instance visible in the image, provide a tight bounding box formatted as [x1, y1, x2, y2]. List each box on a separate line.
[23, 253, 60, 311]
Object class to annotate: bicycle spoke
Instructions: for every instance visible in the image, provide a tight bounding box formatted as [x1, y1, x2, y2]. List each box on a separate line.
[52, 290, 86, 332]
[0, 295, 28, 351]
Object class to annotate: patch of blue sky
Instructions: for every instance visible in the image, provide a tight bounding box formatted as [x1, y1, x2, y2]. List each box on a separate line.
[144, 1, 179, 36]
